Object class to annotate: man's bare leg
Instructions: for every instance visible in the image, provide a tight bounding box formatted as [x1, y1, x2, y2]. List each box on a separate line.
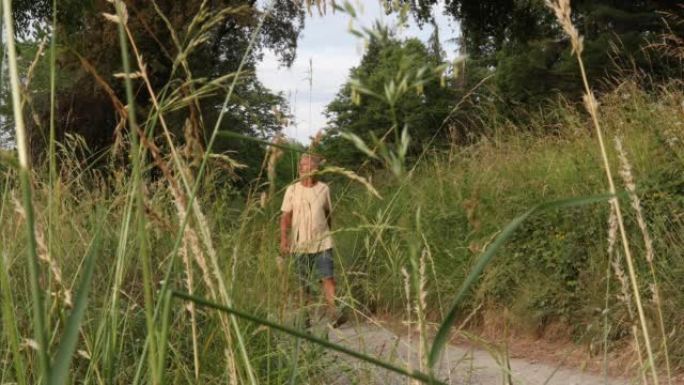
[322, 277, 347, 327]
[322, 277, 336, 313]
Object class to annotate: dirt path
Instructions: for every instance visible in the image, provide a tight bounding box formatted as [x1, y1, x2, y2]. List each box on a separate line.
[326, 322, 631, 385]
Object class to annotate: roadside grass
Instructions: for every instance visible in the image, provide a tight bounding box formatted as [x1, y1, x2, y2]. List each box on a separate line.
[328, 79, 684, 375]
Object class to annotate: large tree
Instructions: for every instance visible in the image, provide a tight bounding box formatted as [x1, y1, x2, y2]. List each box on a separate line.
[6, 0, 304, 178]
[319, 28, 459, 169]
[397, 0, 683, 107]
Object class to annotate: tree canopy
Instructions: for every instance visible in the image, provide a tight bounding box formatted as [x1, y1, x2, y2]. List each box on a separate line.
[396, 0, 683, 107]
[5, 0, 305, 182]
[319, 27, 459, 169]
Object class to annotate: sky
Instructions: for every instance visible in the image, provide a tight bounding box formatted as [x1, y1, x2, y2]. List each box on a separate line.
[256, 1, 459, 144]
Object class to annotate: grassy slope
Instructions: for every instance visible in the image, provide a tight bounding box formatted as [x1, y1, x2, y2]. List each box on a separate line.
[324, 81, 684, 363]
[1, 82, 683, 383]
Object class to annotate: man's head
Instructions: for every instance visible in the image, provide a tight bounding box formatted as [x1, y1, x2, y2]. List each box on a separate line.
[298, 154, 321, 178]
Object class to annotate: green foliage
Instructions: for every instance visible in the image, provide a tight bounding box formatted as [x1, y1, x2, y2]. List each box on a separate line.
[320, 28, 457, 169]
[7, 0, 303, 181]
[397, 0, 683, 113]
[49, 222, 103, 385]
[0, 68, 683, 385]
[329, 82, 684, 358]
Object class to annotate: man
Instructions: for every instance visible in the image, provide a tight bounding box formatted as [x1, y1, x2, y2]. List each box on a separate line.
[280, 154, 343, 327]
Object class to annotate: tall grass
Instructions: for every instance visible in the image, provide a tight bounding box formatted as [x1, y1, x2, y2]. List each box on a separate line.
[0, 0, 682, 384]
[2, 0, 50, 381]
[333, 78, 684, 368]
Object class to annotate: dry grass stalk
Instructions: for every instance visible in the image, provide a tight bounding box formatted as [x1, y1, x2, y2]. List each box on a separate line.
[416, 248, 429, 374]
[125, 26, 257, 380]
[133, 131, 212, 289]
[267, 133, 285, 200]
[121, 20, 239, 324]
[314, 166, 382, 199]
[116, 9, 244, 376]
[545, 0, 583, 56]
[647, 7, 684, 61]
[614, 138, 654, 264]
[607, 199, 619, 257]
[225, 348, 239, 385]
[611, 251, 649, 385]
[615, 136, 672, 384]
[12, 196, 71, 306]
[420, 234, 446, 316]
[120, 8, 226, 303]
[20, 37, 49, 130]
[546, 1, 660, 383]
[179, 236, 200, 380]
[134, 122, 224, 378]
[73, 53, 126, 115]
[401, 266, 413, 383]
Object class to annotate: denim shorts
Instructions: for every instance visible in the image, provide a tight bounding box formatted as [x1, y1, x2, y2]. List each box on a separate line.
[295, 248, 334, 290]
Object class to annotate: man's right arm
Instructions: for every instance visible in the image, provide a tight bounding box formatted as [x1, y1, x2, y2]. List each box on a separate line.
[280, 211, 292, 255]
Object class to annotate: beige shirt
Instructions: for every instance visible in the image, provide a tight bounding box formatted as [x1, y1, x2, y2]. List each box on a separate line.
[281, 181, 334, 254]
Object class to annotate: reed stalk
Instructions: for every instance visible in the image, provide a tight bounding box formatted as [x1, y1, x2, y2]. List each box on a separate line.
[2, 0, 50, 381]
[546, 1, 660, 383]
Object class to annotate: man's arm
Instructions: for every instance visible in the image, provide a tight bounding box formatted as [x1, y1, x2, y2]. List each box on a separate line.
[280, 210, 292, 255]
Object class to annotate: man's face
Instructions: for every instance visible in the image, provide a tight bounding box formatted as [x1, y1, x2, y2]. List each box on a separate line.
[298, 156, 318, 177]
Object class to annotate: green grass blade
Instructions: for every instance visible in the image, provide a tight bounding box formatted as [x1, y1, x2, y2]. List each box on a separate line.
[132, 4, 280, 384]
[48, 222, 103, 385]
[0, 251, 27, 385]
[47, 0, 58, 275]
[45, 0, 58, 347]
[111, 0, 158, 382]
[0, 173, 27, 385]
[428, 193, 615, 368]
[171, 290, 448, 385]
[2, 0, 51, 379]
[157, 290, 173, 384]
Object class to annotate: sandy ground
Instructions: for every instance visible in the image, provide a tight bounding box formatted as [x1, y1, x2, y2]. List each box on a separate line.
[324, 322, 634, 385]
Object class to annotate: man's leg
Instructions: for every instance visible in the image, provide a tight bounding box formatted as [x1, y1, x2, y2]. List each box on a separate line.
[321, 277, 336, 312]
[316, 249, 335, 311]
[322, 276, 346, 327]
[317, 249, 346, 327]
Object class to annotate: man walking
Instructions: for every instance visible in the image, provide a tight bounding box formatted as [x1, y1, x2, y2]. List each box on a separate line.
[280, 154, 343, 327]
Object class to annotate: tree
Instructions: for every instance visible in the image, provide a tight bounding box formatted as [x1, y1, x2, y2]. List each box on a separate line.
[396, 0, 683, 109]
[320, 28, 458, 169]
[6, 0, 304, 180]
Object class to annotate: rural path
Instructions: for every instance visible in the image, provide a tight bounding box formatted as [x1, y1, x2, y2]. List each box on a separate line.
[325, 322, 631, 385]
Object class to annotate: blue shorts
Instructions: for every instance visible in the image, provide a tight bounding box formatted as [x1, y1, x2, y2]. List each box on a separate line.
[295, 249, 334, 290]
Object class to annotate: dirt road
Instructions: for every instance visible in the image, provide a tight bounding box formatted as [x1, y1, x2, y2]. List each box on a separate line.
[326, 323, 631, 385]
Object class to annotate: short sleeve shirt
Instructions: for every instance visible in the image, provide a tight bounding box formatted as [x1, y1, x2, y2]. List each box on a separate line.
[281, 181, 333, 254]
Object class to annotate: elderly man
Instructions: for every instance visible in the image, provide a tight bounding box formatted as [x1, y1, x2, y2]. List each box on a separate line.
[280, 154, 343, 327]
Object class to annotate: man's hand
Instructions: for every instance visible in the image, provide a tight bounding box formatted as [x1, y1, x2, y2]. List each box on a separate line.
[275, 255, 285, 272]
